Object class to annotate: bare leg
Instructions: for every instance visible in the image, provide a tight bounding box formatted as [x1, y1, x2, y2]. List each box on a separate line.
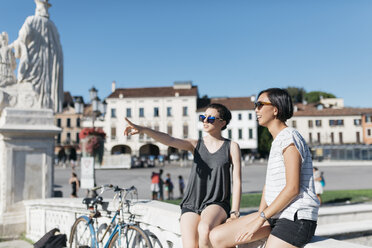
[198, 205, 227, 248]
[180, 212, 200, 248]
[210, 212, 271, 248]
[265, 234, 298, 248]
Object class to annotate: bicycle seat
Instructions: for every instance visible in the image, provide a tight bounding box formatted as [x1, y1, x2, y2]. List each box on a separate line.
[82, 196, 103, 208]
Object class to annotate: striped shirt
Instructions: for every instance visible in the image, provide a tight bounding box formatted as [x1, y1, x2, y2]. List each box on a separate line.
[265, 127, 320, 221]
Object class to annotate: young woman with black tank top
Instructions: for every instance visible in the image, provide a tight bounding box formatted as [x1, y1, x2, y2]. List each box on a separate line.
[124, 103, 242, 248]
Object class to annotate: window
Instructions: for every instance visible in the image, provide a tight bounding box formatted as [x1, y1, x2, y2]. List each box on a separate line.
[315, 120, 322, 127]
[292, 120, 297, 128]
[183, 124, 188, 138]
[167, 125, 172, 136]
[309, 133, 312, 143]
[76, 133, 80, 144]
[329, 119, 344, 126]
[238, 129, 243, 139]
[154, 125, 159, 131]
[356, 132, 360, 143]
[238, 113, 242, 120]
[183, 107, 188, 116]
[366, 115, 372, 123]
[126, 108, 132, 118]
[339, 132, 343, 144]
[249, 128, 253, 139]
[228, 129, 232, 139]
[139, 108, 144, 117]
[111, 127, 116, 140]
[66, 132, 71, 144]
[330, 132, 334, 143]
[57, 118, 61, 127]
[354, 119, 361, 126]
[368, 129, 372, 136]
[57, 134, 61, 144]
[248, 113, 252, 120]
[308, 120, 313, 128]
[111, 108, 116, 118]
[154, 107, 159, 117]
[66, 118, 71, 127]
[317, 132, 321, 143]
[167, 107, 172, 117]
[76, 118, 80, 127]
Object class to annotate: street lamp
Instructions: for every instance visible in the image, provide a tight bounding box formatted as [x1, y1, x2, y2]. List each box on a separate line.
[89, 87, 107, 129]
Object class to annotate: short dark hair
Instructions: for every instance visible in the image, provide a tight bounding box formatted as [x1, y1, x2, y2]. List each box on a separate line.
[257, 88, 293, 122]
[207, 103, 232, 130]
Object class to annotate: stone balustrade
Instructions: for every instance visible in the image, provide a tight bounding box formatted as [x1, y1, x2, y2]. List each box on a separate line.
[24, 198, 370, 248]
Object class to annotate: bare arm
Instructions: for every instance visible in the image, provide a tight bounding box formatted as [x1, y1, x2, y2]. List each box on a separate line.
[258, 185, 268, 213]
[236, 144, 301, 242]
[124, 118, 197, 152]
[228, 142, 242, 221]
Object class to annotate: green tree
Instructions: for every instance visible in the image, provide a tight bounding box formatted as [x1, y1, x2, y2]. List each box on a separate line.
[304, 91, 336, 103]
[286, 87, 306, 103]
[258, 126, 272, 158]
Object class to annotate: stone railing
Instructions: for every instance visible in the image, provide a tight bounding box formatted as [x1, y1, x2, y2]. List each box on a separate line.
[24, 198, 370, 248]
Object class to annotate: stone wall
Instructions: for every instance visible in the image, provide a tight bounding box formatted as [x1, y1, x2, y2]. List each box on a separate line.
[24, 198, 370, 248]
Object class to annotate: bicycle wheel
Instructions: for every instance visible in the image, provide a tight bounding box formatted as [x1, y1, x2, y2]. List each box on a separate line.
[108, 225, 153, 248]
[69, 216, 95, 248]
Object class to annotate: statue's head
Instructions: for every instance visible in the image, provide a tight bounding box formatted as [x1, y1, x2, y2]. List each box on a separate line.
[0, 32, 9, 46]
[35, 0, 51, 18]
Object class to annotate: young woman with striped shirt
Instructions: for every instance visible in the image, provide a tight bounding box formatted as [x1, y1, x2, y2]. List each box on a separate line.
[210, 88, 319, 248]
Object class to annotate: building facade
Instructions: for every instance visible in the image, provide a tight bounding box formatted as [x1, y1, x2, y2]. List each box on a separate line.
[290, 103, 372, 146]
[197, 96, 258, 156]
[103, 82, 199, 156]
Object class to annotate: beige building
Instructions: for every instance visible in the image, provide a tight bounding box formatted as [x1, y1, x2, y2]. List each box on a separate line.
[290, 102, 372, 145]
[54, 92, 84, 160]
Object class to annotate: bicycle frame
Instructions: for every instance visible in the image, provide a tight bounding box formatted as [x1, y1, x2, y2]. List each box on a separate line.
[71, 185, 143, 248]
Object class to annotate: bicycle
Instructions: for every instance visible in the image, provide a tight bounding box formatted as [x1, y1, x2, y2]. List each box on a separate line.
[69, 184, 153, 248]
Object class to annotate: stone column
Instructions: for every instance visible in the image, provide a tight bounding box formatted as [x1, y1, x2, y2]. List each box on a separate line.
[0, 107, 60, 238]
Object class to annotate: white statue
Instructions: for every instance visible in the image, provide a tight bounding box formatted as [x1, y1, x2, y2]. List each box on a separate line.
[11, 0, 63, 112]
[0, 32, 17, 87]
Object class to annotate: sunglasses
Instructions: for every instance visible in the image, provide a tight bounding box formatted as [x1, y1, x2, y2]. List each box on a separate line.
[199, 114, 224, 124]
[254, 101, 273, 109]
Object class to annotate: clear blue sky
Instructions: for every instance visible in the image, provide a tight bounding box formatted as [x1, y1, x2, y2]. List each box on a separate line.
[1, 0, 372, 107]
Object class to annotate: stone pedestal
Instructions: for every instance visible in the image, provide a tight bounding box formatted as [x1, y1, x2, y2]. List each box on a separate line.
[0, 107, 60, 238]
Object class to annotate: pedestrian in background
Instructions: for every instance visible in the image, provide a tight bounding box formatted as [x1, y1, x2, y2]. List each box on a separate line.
[69, 172, 80, 198]
[313, 167, 324, 204]
[165, 173, 174, 200]
[178, 175, 185, 199]
[151, 171, 160, 200]
[158, 169, 164, 200]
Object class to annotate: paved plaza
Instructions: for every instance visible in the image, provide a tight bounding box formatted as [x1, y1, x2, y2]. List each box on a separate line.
[54, 161, 372, 200]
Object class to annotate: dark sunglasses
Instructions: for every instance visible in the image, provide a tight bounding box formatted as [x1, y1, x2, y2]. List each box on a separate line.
[254, 101, 273, 109]
[199, 114, 224, 124]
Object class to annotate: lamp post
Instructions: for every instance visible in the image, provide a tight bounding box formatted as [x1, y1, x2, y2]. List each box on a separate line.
[89, 87, 107, 129]
[86, 87, 107, 190]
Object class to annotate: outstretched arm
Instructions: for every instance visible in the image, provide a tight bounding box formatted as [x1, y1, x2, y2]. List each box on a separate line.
[124, 118, 197, 152]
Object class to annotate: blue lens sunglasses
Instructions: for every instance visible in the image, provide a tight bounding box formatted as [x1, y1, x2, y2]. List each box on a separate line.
[199, 114, 224, 124]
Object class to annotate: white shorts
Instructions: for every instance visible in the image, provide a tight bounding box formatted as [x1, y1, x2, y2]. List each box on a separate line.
[151, 183, 159, 192]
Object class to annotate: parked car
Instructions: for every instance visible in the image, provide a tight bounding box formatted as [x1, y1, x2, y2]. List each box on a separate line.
[169, 153, 180, 161]
[131, 156, 143, 168]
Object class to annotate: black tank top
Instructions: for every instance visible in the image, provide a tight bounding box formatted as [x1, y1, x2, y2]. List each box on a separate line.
[180, 138, 231, 214]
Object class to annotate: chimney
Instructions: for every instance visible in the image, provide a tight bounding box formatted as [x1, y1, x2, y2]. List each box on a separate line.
[112, 80, 116, 92]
